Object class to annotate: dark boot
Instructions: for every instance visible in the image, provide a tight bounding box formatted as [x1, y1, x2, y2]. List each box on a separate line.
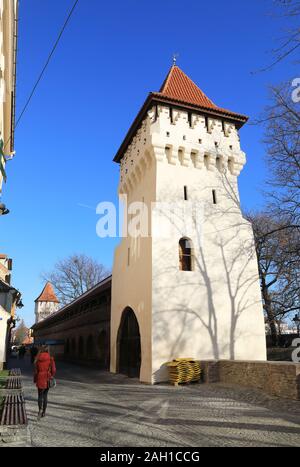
[38, 409, 43, 420]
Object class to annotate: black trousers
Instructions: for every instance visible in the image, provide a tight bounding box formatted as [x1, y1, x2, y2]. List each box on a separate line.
[38, 388, 49, 412]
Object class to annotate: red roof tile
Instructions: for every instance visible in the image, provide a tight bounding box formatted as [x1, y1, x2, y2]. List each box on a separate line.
[155, 65, 247, 119]
[113, 65, 248, 163]
[35, 282, 59, 303]
[158, 65, 217, 109]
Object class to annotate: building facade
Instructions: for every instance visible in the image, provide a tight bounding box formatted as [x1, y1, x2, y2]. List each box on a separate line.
[0, 0, 18, 194]
[0, 253, 21, 369]
[32, 65, 267, 383]
[32, 277, 111, 368]
[110, 65, 266, 383]
[34, 282, 60, 324]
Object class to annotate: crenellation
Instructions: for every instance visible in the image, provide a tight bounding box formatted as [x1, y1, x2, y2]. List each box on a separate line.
[119, 102, 246, 194]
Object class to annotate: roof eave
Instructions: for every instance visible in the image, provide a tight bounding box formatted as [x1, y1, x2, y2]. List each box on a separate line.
[113, 93, 248, 163]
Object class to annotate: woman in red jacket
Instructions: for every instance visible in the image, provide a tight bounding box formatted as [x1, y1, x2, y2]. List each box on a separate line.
[34, 346, 56, 419]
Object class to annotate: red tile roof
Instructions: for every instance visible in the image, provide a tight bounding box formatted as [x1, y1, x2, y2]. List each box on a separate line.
[35, 282, 59, 303]
[158, 65, 217, 109]
[153, 65, 247, 119]
[113, 65, 248, 163]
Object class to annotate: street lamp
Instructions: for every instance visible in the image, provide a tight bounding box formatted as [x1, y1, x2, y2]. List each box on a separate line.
[293, 313, 300, 337]
[0, 203, 9, 215]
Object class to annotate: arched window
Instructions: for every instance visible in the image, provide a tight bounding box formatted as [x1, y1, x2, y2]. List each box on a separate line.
[179, 238, 194, 271]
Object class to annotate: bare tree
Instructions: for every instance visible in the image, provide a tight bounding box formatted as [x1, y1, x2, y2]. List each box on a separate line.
[14, 320, 28, 346]
[257, 0, 300, 71]
[247, 211, 300, 345]
[261, 83, 300, 226]
[42, 254, 110, 305]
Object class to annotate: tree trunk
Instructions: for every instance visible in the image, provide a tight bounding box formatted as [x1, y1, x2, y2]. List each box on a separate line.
[261, 277, 278, 346]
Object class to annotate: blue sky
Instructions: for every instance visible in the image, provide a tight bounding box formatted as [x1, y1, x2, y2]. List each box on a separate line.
[0, 0, 297, 326]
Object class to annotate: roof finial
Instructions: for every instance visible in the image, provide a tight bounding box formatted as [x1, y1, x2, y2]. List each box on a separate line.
[172, 53, 179, 66]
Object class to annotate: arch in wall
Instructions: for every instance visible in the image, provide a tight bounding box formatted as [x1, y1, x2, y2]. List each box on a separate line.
[78, 336, 84, 358]
[65, 339, 70, 355]
[98, 329, 109, 369]
[71, 338, 76, 356]
[116, 307, 141, 378]
[86, 334, 95, 360]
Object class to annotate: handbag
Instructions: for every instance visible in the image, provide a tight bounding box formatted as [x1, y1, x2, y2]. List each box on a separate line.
[48, 377, 56, 389]
[48, 358, 56, 389]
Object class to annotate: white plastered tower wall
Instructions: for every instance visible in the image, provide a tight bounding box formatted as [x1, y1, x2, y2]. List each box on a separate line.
[110, 116, 155, 383]
[35, 301, 60, 324]
[111, 67, 267, 384]
[150, 106, 266, 383]
[34, 283, 60, 324]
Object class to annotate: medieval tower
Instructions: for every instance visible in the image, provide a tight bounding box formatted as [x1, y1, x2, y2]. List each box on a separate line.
[110, 64, 266, 383]
[35, 282, 60, 324]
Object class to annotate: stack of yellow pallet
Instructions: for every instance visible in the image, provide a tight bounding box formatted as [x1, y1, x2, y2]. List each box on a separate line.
[166, 358, 201, 385]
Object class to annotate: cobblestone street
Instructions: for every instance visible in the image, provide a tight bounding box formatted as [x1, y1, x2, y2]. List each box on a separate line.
[11, 357, 300, 447]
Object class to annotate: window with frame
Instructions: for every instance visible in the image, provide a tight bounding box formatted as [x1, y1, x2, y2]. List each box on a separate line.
[179, 238, 194, 271]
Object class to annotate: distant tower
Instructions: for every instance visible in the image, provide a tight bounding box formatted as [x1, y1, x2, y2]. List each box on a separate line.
[35, 283, 60, 324]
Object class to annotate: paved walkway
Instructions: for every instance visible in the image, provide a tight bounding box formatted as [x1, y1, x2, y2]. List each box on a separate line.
[10, 357, 300, 447]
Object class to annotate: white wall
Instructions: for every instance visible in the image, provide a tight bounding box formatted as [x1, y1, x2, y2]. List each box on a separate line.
[35, 301, 60, 324]
[111, 104, 266, 384]
[0, 305, 9, 366]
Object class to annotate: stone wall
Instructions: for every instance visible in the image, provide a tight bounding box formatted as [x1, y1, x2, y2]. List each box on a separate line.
[200, 360, 300, 400]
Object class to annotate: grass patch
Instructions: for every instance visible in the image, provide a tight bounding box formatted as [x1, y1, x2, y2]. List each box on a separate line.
[0, 370, 8, 391]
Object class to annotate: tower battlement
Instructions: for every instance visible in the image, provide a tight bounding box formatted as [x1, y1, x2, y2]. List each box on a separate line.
[119, 104, 246, 195]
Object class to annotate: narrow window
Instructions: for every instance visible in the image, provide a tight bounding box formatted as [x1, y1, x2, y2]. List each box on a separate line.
[127, 248, 130, 266]
[184, 186, 188, 201]
[179, 238, 194, 271]
[212, 190, 217, 205]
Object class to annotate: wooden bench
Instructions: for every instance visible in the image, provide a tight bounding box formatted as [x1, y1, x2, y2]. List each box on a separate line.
[0, 394, 27, 426]
[8, 369, 21, 377]
[5, 377, 22, 390]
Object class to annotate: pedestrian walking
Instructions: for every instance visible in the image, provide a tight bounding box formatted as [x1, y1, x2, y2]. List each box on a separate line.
[18, 345, 26, 359]
[34, 346, 56, 419]
[30, 345, 38, 364]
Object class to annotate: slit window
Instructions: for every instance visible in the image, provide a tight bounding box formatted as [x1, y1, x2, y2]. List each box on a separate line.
[179, 238, 194, 271]
[184, 186, 188, 201]
[212, 190, 217, 205]
[127, 248, 130, 266]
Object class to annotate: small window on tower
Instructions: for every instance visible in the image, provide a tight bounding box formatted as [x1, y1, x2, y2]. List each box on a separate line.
[127, 248, 130, 267]
[179, 238, 194, 271]
[184, 186, 188, 201]
[212, 190, 217, 205]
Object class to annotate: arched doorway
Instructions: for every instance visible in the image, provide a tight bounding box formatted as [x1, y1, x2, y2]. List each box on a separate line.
[78, 336, 84, 358]
[71, 338, 76, 356]
[86, 335, 95, 360]
[98, 330, 109, 369]
[117, 307, 141, 378]
[65, 339, 70, 356]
